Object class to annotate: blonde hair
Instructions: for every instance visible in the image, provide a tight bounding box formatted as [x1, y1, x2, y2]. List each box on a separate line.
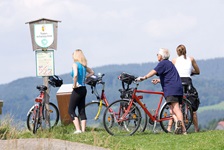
[72, 49, 87, 67]
[176, 44, 187, 59]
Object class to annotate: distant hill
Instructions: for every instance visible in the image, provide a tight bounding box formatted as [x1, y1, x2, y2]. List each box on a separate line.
[0, 57, 224, 129]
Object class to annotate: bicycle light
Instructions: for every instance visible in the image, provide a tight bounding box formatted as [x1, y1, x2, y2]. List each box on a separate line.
[35, 97, 43, 103]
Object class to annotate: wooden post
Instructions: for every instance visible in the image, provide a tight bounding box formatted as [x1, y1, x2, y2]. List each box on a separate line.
[43, 76, 50, 128]
[0, 100, 3, 115]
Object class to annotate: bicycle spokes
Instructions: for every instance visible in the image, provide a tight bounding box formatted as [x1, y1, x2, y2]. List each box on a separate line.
[103, 99, 141, 136]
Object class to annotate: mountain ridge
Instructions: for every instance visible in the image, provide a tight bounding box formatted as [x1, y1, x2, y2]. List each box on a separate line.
[0, 57, 223, 129]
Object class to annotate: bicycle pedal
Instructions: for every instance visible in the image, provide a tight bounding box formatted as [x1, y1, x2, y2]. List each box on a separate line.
[148, 118, 154, 125]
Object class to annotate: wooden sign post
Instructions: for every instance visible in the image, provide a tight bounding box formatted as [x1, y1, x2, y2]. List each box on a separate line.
[26, 18, 61, 128]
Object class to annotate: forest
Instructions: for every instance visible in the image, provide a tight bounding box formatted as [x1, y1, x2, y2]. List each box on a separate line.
[0, 57, 223, 130]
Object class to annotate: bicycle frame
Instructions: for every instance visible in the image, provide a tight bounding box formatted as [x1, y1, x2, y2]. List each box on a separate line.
[118, 88, 169, 122]
[132, 89, 168, 123]
[35, 91, 44, 115]
[88, 76, 110, 120]
[94, 89, 109, 120]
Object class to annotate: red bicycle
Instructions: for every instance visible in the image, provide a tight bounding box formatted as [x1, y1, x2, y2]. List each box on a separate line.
[103, 72, 193, 136]
[84, 73, 147, 132]
[26, 76, 62, 134]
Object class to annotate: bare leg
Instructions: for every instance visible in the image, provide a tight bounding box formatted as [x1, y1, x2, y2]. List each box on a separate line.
[73, 117, 81, 131]
[167, 119, 173, 132]
[171, 102, 186, 132]
[193, 112, 199, 132]
[81, 120, 86, 132]
[167, 113, 178, 131]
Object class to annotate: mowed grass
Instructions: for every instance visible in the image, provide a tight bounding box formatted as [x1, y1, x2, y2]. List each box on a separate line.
[1, 119, 224, 150]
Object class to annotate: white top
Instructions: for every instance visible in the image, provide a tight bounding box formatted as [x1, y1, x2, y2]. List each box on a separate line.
[175, 55, 192, 77]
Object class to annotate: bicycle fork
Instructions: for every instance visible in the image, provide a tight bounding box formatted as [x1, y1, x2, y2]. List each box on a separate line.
[94, 100, 103, 120]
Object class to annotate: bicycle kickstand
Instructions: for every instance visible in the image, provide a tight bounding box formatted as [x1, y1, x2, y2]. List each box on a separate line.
[152, 121, 158, 133]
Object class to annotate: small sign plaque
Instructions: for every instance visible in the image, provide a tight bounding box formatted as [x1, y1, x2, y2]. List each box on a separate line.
[36, 50, 55, 76]
[34, 24, 54, 48]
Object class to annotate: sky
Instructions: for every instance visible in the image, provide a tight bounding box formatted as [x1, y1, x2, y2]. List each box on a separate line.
[1, 0, 224, 84]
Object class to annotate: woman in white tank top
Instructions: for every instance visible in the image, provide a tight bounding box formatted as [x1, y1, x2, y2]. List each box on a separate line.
[175, 56, 192, 77]
[172, 44, 200, 132]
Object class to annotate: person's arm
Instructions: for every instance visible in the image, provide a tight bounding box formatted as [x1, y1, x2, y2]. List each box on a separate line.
[172, 58, 177, 65]
[86, 67, 94, 78]
[137, 70, 157, 81]
[190, 57, 200, 75]
[72, 63, 78, 88]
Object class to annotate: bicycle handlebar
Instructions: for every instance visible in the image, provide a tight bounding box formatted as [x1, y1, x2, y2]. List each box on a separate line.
[190, 72, 199, 76]
[96, 73, 105, 84]
[87, 73, 105, 95]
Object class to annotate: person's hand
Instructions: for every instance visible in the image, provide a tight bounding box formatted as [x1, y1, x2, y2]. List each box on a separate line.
[151, 79, 160, 84]
[136, 76, 145, 81]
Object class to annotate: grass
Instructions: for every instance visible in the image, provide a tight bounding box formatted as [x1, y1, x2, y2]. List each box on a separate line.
[198, 101, 224, 113]
[1, 117, 224, 150]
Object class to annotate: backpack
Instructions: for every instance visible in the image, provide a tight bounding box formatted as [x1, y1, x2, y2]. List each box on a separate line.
[187, 85, 200, 111]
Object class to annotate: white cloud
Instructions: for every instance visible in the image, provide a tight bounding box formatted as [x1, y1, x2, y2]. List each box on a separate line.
[144, 14, 197, 38]
[1, 0, 224, 84]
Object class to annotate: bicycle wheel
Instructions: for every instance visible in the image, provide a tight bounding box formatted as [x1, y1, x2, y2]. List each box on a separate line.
[182, 98, 193, 130]
[159, 99, 193, 133]
[33, 107, 40, 134]
[103, 99, 141, 136]
[27, 105, 39, 132]
[27, 106, 35, 131]
[159, 102, 173, 133]
[42, 102, 59, 128]
[85, 101, 107, 130]
[136, 104, 148, 132]
[122, 99, 148, 132]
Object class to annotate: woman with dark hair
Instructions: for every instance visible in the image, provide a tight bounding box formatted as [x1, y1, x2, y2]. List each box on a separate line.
[172, 44, 200, 132]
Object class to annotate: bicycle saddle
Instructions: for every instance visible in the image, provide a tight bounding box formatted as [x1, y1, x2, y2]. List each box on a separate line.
[182, 82, 191, 93]
[36, 85, 48, 91]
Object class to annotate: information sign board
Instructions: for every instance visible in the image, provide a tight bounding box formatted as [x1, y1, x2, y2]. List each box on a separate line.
[35, 50, 55, 76]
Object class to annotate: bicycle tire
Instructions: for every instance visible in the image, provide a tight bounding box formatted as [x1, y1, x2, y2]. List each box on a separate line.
[27, 106, 35, 131]
[181, 98, 193, 129]
[137, 108, 148, 132]
[103, 99, 141, 136]
[42, 102, 59, 128]
[159, 98, 193, 133]
[27, 102, 59, 131]
[128, 99, 148, 132]
[85, 101, 107, 130]
[33, 107, 40, 134]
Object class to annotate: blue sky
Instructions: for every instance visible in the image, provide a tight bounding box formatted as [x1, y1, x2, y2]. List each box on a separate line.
[1, 0, 224, 84]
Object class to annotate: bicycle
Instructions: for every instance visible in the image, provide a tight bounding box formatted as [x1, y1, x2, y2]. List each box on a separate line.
[84, 73, 147, 132]
[103, 72, 193, 136]
[26, 75, 62, 134]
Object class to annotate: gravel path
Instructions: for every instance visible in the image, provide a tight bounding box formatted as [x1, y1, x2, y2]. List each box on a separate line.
[0, 138, 109, 150]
